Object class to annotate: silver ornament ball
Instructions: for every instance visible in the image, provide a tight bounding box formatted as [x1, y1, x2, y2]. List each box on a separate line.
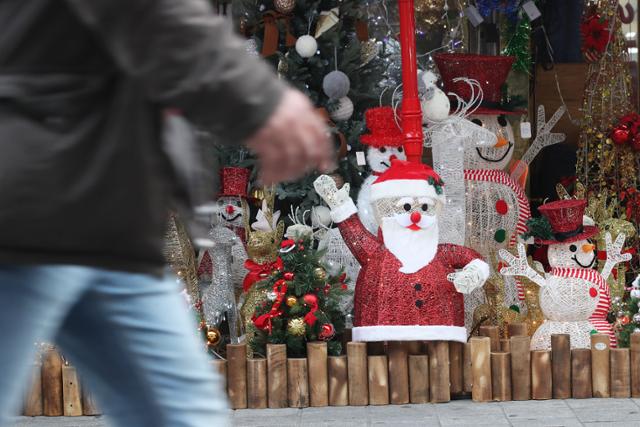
[274, 0, 295, 14]
[322, 70, 351, 99]
[329, 97, 354, 122]
[295, 35, 317, 58]
[634, 313, 640, 324]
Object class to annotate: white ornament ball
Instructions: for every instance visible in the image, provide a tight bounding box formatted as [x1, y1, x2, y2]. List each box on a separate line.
[274, 0, 296, 14]
[312, 206, 332, 228]
[295, 35, 318, 58]
[323, 70, 351, 99]
[329, 97, 354, 121]
[633, 313, 640, 324]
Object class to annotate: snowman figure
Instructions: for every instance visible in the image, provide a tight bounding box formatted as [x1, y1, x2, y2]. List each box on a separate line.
[434, 54, 565, 328]
[357, 107, 407, 234]
[197, 167, 249, 290]
[500, 199, 631, 349]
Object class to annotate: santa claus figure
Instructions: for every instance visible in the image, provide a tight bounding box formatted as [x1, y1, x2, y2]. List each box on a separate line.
[357, 107, 407, 235]
[314, 160, 490, 342]
[197, 167, 249, 288]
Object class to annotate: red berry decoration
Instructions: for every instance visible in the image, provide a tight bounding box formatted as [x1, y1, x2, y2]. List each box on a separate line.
[611, 124, 631, 145]
[283, 271, 295, 281]
[319, 323, 335, 341]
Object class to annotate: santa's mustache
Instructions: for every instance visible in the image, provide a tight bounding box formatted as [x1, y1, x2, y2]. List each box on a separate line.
[392, 212, 436, 229]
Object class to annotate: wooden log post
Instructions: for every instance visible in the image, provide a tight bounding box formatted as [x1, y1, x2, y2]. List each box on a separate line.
[508, 322, 528, 337]
[491, 352, 511, 401]
[463, 342, 473, 393]
[307, 342, 328, 407]
[571, 348, 592, 399]
[61, 365, 82, 416]
[610, 348, 631, 398]
[531, 350, 552, 400]
[590, 334, 610, 398]
[427, 341, 450, 403]
[500, 339, 511, 353]
[367, 342, 386, 355]
[42, 347, 63, 416]
[24, 363, 43, 416]
[347, 342, 368, 406]
[408, 354, 429, 404]
[367, 355, 389, 405]
[551, 334, 571, 399]
[328, 355, 348, 406]
[407, 341, 426, 355]
[287, 358, 309, 408]
[470, 337, 492, 402]
[631, 333, 640, 398]
[387, 341, 410, 404]
[266, 344, 288, 408]
[247, 358, 267, 409]
[227, 344, 247, 409]
[510, 336, 531, 400]
[479, 325, 501, 352]
[81, 386, 99, 416]
[449, 342, 463, 395]
[211, 359, 227, 395]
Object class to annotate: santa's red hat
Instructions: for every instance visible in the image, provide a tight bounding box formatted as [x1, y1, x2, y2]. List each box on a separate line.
[371, 159, 445, 203]
[360, 107, 404, 148]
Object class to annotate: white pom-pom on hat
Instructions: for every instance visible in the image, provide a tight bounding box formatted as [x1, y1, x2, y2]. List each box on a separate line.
[295, 35, 318, 58]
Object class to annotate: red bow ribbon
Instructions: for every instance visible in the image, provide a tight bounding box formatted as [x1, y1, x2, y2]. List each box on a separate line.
[252, 279, 288, 334]
[303, 294, 319, 326]
[243, 257, 283, 292]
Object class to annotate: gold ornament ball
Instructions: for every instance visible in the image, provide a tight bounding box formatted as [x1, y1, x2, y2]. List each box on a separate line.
[287, 317, 306, 336]
[207, 328, 221, 346]
[274, 0, 295, 14]
[313, 267, 327, 282]
[286, 296, 298, 307]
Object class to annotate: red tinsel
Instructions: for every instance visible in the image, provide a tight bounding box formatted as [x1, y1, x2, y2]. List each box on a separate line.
[252, 279, 288, 333]
[303, 294, 319, 326]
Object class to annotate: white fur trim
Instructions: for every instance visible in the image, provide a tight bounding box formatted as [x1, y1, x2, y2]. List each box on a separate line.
[371, 179, 445, 202]
[331, 199, 358, 223]
[467, 258, 490, 281]
[352, 325, 467, 343]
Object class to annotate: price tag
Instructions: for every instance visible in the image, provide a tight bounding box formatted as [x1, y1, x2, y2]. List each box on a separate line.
[520, 122, 532, 139]
[356, 151, 367, 166]
[522, 1, 542, 21]
[464, 6, 484, 27]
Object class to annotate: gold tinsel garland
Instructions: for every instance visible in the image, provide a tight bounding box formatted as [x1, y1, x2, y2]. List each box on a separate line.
[164, 213, 199, 301]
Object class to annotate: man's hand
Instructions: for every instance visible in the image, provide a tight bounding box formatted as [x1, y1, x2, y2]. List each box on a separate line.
[246, 89, 334, 185]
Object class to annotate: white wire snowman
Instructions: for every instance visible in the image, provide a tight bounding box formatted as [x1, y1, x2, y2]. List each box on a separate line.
[499, 199, 631, 349]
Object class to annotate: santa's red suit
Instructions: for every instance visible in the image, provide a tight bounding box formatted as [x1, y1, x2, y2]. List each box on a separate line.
[317, 160, 489, 343]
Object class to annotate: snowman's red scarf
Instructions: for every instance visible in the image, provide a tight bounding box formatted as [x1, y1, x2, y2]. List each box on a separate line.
[464, 169, 531, 299]
[550, 267, 616, 346]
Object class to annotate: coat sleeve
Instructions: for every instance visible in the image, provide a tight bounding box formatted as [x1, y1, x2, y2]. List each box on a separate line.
[336, 214, 379, 266]
[65, 0, 286, 144]
[440, 243, 485, 270]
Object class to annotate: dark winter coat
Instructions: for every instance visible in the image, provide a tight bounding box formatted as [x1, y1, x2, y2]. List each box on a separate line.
[0, 0, 284, 274]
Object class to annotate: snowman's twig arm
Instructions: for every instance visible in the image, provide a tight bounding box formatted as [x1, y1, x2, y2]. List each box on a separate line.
[600, 233, 632, 282]
[498, 245, 547, 287]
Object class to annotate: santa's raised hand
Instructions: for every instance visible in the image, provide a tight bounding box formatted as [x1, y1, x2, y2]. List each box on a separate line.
[499, 243, 547, 287]
[601, 232, 631, 282]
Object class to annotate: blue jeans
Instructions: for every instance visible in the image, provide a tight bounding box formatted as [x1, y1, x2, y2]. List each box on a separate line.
[0, 265, 229, 427]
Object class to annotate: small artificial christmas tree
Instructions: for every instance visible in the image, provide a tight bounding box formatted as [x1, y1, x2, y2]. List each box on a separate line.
[249, 234, 349, 357]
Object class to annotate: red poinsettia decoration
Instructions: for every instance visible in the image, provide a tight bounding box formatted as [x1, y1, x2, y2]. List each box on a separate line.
[581, 13, 612, 58]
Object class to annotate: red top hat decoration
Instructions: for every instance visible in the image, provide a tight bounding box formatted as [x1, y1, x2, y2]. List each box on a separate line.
[218, 167, 250, 198]
[360, 107, 404, 148]
[434, 53, 523, 116]
[536, 199, 599, 245]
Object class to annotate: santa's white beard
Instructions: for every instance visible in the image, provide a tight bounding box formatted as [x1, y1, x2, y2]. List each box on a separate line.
[380, 215, 438, 274]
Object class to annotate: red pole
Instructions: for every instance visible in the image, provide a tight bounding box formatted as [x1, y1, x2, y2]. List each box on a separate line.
[397, 0, 423, 163]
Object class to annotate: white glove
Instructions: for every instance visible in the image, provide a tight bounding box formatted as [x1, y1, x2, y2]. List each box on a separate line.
[447, 260, 489, 295]
[313, 175, 351, 210]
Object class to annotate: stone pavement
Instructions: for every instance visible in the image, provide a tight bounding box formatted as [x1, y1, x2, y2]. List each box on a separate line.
[10, 398, 640, 426]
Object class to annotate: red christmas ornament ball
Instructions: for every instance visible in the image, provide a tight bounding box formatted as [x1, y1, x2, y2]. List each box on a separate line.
[621, 315, 631, 325]
[283, 271, 295, 281]
[319, 323, 335, 341]
[611, 125, 631, 145]
[631, 134, 640, 152]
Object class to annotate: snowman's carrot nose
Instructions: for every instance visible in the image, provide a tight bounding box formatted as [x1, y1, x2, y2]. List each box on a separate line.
[494, 136, 509, 148]
[582, 243, 595, 253]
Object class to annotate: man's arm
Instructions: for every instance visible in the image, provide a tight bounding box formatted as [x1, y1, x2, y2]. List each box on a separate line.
[66, 0, 284, 144]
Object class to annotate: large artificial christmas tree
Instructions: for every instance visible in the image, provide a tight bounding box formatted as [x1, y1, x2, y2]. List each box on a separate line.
[233, 0, 388, 212]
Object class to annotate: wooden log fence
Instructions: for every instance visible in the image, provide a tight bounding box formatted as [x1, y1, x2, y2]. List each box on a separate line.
[22, 330, 640, 415]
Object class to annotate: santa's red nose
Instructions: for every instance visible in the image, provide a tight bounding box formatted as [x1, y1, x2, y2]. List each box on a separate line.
[389, 154, 398, 161]
[410, 211, 421, 224]
[225, 205, 235, 214]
